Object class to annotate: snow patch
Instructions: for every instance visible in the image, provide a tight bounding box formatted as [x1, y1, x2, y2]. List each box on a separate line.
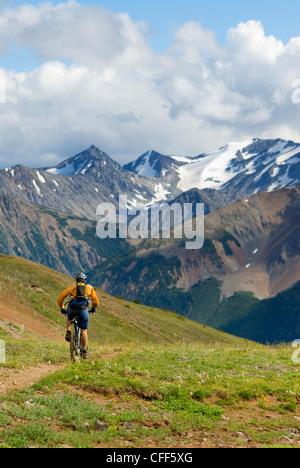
[148, 182, 171, 204]
[47, 162, 75, 176]
[177, 140, 253, 191]
[36, 170, 46, 184]
[46, 167, 59, 175]
[271, 167, 279, 178]
[170, 155, 194, 163]
[253, 162, 273, 183]
[32, 179, 43, 197]
[276, 145, 300, 165]
[134, 151, 158, 177]
[268, 141, 289, 155]
[80, 162, 92, 175]
[267, 168, 295, 191]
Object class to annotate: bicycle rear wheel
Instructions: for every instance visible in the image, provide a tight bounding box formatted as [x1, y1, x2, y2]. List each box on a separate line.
[70, 328, 81, 363]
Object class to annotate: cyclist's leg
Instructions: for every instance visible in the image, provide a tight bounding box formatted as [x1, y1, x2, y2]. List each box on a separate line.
[66, 317, 72, 332]
[65, 308, 74, 342]
[77, 310, 89, 355]
[81, 329, 88, 351]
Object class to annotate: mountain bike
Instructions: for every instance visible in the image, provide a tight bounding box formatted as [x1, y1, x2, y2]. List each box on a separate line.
[68, 309, 94, 362]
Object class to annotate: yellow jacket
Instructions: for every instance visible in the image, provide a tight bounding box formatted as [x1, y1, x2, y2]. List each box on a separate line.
[58, 283, 99, 309]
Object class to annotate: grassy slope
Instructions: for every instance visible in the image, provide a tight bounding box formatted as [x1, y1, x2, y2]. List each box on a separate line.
[0, 254, 244, 346]
[0, 255, 299, 448]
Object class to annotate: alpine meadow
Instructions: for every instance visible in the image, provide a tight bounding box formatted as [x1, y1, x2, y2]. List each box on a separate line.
[0, 0, 300, 452]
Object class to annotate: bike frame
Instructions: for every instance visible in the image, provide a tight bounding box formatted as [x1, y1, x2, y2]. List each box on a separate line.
[70, 316, 82, 363]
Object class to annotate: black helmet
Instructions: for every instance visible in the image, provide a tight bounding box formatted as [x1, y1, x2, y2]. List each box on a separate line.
[76, 272, 87, 282]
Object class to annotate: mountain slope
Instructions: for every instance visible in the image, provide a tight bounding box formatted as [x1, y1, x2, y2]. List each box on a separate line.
[204, 185, 300, 299]
[89, 184, 300, 343]
[0, 254, 244, 346]
[0, 194, 128, 276]
[91, 184, 300, 300]
[168, 187, 237, 214]
[213, 282, 300, 343]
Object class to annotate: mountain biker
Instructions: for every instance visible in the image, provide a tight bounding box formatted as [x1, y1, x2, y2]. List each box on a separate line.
[58, 272, 99, 360]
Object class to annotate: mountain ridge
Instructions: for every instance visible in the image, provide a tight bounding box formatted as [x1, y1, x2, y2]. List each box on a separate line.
[1, 137, 300, 223]
[124, 138, 300, 196]
[0, 146, 174, 220]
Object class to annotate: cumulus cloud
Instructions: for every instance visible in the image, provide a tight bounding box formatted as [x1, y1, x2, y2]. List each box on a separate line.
[0, 1, 152, 68]
[0, 2, 300, 168]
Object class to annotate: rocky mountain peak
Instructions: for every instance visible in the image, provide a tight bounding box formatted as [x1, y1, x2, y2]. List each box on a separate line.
[45, 145, 120, 177]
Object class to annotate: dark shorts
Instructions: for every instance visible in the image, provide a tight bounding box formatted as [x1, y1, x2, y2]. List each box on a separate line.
[67, 308, 89, 330]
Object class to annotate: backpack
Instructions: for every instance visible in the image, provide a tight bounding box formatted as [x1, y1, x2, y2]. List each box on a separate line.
[69, 282, 89, 311]
[75, 282, 87, 301]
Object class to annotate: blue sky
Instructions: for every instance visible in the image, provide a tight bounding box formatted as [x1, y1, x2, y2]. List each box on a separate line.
[0, 0, 300, 167]
[9, 0, 300, 41]
[4, 0, 300, 62]
[96, 0, 300, 47]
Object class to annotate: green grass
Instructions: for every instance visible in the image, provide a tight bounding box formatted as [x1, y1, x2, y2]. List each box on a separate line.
[0, 255, 299, 448]
[0, 340, 299, 448]
[0, 332, 66, 369]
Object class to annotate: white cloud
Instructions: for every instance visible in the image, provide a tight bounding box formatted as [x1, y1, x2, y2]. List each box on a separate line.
[227, 20, 285, 63]
[0, 1, 152, 67]
[0, 2, 300, 168]
[171, 21, 223, 62]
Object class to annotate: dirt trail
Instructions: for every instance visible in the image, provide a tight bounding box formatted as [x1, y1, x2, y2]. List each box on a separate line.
[0, 363, 63, 395]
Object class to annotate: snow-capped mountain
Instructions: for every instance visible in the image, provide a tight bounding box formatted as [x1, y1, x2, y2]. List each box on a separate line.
[124, 150, 187, 178]
[0, 146, 173, 219]
[124, 149, 193, 191]
[125, 138, 300, 196]
[1, 138, 300, 222]
[45, 145, 120, 177]
[44, 145, 173, 208]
